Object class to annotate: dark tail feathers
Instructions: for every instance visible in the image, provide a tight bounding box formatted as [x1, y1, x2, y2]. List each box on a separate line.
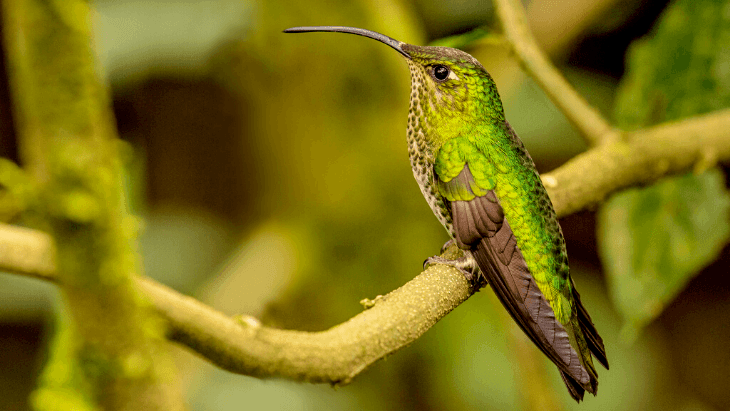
[572, 279, 609, 370]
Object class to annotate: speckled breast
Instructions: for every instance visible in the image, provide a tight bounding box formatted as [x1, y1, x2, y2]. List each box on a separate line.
[406, 62, 454, 238]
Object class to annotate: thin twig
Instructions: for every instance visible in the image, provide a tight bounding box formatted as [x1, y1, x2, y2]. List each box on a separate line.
[493, 0, 620, 145]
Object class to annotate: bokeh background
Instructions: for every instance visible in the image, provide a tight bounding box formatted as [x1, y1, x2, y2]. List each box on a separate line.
[2, 0, 730, 410]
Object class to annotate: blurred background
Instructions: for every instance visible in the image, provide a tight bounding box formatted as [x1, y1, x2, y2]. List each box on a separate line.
[2, 0, 730, 410]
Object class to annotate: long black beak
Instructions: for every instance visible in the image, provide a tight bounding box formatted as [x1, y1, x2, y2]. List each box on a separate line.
[283, 26, 411, 59]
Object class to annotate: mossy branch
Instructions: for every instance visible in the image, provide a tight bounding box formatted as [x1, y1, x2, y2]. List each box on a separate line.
[2, 1, 184, 409]
[1, 100, 729, 382]
[543, 108, 730, 216]
[0, 224, 472, 383]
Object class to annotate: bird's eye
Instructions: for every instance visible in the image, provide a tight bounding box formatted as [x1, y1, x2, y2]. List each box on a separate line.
[433, 65, 450, 81]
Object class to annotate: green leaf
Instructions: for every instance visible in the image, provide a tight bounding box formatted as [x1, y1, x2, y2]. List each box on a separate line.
[600, 0, 730, 339]
[428, 27, 502, 49]
[599, 170, 730, 340]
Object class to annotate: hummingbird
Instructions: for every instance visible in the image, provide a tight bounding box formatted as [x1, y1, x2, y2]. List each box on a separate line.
[284, 26, 608, 402]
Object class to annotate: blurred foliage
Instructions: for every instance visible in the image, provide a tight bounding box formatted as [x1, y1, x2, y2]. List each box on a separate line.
[599, 0, 730, 339]
[0, 157, 34, 221]
[208, 0, 433, 329]
[600, 170, 730, 340]
[409, 0, 494, 40]
[4, 0, 730, 410]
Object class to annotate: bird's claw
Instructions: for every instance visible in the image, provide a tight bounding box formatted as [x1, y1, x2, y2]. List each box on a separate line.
[423, 254, 480, 284]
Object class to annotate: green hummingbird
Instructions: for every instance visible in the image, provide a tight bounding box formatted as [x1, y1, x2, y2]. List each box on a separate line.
[284, 26, 608, 402]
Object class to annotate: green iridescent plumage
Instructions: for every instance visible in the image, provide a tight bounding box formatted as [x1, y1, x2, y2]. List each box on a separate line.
[434, 131, 574, 323]
[285, 26, 608, 403]
[403, 45, 577, 323]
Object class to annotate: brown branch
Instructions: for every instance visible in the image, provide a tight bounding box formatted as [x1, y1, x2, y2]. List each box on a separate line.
[493, 0, 621, 145]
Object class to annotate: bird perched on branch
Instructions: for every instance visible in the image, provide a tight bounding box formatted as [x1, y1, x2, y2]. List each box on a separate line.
[284, 26, 608, 402]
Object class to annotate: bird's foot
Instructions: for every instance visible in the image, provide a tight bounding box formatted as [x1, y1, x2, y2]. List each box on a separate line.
[424, 252, 481, 285]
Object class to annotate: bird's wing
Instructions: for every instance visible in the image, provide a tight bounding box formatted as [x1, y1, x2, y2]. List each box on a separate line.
[434, 137, 594, 399]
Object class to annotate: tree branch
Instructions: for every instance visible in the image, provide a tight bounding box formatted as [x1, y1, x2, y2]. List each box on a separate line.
[0, 222, 473, 383]
[143, 267, 471, 383]
[493, 0, 620, 145]
[1, 105, 729, 384]
[543, 108, 730, 217]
